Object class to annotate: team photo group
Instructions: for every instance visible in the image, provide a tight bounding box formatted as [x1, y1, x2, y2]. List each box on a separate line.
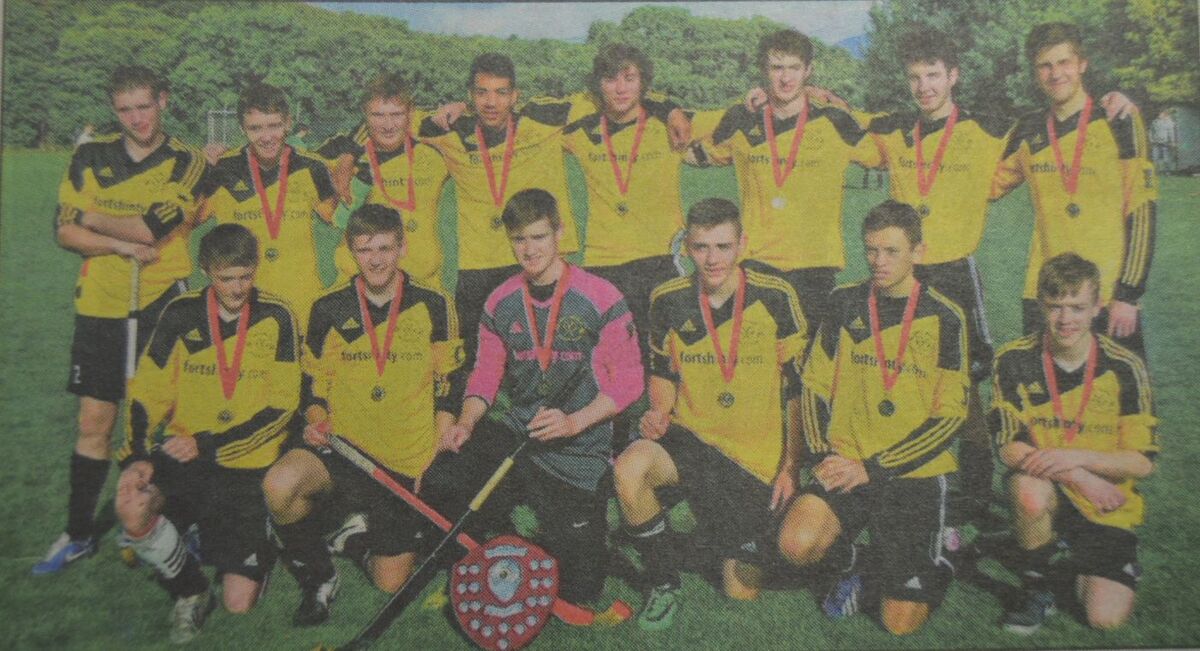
[32, 11, 1161, 649]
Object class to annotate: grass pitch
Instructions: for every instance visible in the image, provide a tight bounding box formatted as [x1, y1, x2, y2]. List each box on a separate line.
[1, 150, 1198, 649]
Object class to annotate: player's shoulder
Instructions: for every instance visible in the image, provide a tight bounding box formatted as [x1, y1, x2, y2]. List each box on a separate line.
[568, 265, 626, 313]
[812, 104, 866, 141]
[160, 289, 207, 326]
[1097, 111, 1141, 158]
[649, 274, 695, 306]
[407, 276, 452, 311]
[922, 284, 966, 325]
[994, 333, 1041, 366]
[312, 278, 356, 311]
[563, 112, 602, 136]
[867, 110, 915, 135]
[745, 267, 799, 300]
[163, 136, 203, 158]
[958, 108, 1014, 140]
[70, 134, 122, 164]
[418, 114, 454, 139]
[1097, 334, 1150, 383]
[289, 147, 332, 174]
[829, 278, 869, 304]
[520, 95, 572, 126]
[484, 273, 526, 313]
[253, 289, 300, 327]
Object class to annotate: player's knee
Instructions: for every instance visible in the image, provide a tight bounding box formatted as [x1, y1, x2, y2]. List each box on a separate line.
[261, 464, 303, 515]
[722, 559, 762, 601]
[613, 444, 654, 498]
[223, 592, 256, 614]
[1011, 474, 1054, 519]
[881, 600, 930, 636]
[1086, 609, 1129, 630]
[777, 525, 825, 567]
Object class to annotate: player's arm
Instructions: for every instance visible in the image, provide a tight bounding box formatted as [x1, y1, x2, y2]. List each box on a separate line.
[79, 152, 208, 246]
[1110, 112, 1158, 338]
[308, 161, 340, 226]
[684, 107, 736, 168]
[444, 310, 507, 451]
[299, 302, 336, 446]
[118, 304, 185, 467]
[990, 123, 1027, 200]
[53, 155, 160, 262]
[798, 309, 838, 463]
[196, 310, 302, 465]
[430, 292, 467, 441]
[639, 293, 680, 440]
[529, 300, 644, 442]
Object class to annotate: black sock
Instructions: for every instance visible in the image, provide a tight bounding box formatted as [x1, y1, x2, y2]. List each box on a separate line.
[66, 453, 110, 540]
[160, 553, 209, 600]
[274, 516, 335, 587]
[626, 512, 678, 589]
[1016, 542, 1057, 593]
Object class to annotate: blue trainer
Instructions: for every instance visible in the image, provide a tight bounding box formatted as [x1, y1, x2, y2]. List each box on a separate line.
[32, 533, 97, 576]
[822, 573, 863, 619]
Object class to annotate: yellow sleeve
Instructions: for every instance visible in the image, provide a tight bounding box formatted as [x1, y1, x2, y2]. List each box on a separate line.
[119, 324, 182, 464]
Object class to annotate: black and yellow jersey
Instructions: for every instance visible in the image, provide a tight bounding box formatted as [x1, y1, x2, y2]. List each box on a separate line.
[648, 267, 808, 483]
[418, 99, 580, 271]
[198, 145, 339, 330]
[56, 134, 205, 318]
[994, 103, 1157, 302]
[991, 334, 1157, 529]
[694, 103, 881, 271]
[867, 109, 1013, 264]
[801, 280, 968, 480]
[317, 136, 450, 290]
[304, 274, 464, 476]
[562, 97, 684, 266]
[118, 288, 300, 470]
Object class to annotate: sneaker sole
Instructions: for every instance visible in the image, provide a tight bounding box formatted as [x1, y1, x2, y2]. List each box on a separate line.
[31, 545, 97, 576]
[1002, 605, 1057, 635]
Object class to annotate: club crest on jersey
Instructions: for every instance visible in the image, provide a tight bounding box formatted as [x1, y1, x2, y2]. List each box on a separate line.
[557, 315, 589, 342]
[509, 321, 524, 335]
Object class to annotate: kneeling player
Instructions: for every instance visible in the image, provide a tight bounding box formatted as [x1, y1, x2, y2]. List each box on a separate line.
[613, 198, 808, 631]
[993, 253, 1156, 633]
[115, 224, 300, 644]
[778, 201, 968, 635]
[428, 188, 643, 606]
[262, 204, 464, 626]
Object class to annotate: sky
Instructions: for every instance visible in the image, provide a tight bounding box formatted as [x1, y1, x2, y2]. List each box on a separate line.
[313, 2, 876, 45]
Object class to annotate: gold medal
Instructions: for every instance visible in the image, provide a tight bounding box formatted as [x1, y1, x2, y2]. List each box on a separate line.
[917, 204, 931, 218]
[877, 399, 895, 417]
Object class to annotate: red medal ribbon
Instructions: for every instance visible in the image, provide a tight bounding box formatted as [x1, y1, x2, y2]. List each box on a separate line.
[247, 146, 291, 240]
[763, 100, 809, 188]
[355, 274, 405, 377]
[1041, 334, 1098, 444]
[698, 268, 747, 384]
[868, 280, 922, 393]
[600, 107, 647, 196]
[1046, 96, 1093, 198]
[476, 117, 517, 207]
[523, 263, 572, 372]
[914, 104, 959, 199]
[366, 137, 416, 212]
[207, 288, 251, 401]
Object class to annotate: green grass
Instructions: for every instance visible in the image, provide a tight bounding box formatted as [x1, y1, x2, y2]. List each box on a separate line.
[1, 149, 1198, 649]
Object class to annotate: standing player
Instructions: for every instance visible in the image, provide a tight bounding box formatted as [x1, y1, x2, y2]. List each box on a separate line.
[692, 29, 881, 327]
[115, 224, 300, 643]
[417, 54, 583, 374]
[992, 253, 1156, 633]
[316, 72, 450, 290]
[36, 65, 205, 575]
[613, 198, 808, 631]
[262, 204, 464, 626]
[197, 83, 340, 331]
[427, 188, 643, 605]
[778, 201, 968, 635]
[994, 23, 1157, 357]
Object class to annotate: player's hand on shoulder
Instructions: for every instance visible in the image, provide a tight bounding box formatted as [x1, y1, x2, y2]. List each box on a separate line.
[527, 407, 578, 441]
[1100, 91, 1138, 121]
[162, 435, 200, 463]
[303, 422, 331, 448]
[639, 409, 671, 440]
[1107, 300, 1139, 338]
[433, 102, 468, 130]
[203, 142, 228, 166]
[805, 85, 850, 111]
[744, 87, 767, 112]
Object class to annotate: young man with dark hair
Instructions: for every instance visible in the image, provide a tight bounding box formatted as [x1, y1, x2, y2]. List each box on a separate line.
[995, 22, 1157, 358]
[37, 64, 206, 575]
[197, 82, 340, 332]
[692, 29, 882, 328]
[426, 187, 643, 606]
[262, 204, 464, 626]
[316, 72, 450, 291]
[115, 223, 300, 644]
[992, 252, 1156, 634]
[613, 197, 808, 631]
[777, 200, 968, 635]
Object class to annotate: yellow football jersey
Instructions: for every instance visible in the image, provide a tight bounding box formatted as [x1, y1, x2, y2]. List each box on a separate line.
[802, 281, 968, 479]
[199, 145, 338, 330]
[56, 134, 205, 318]
[695, 103, 882, 271]
[994, 104, 1157, 301]
[305, 275, 464, 477]
[119, 289, 300, 470]
[418, 99, 580, 271]
[991, 334, 1158, 529]
[649, 268, 808, 483]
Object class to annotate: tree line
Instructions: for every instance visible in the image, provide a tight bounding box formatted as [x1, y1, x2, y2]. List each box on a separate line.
[3, 0, 1195, 148]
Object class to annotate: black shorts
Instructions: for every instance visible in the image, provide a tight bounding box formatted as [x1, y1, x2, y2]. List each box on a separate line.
[588, 255, 680, 366]
[803, 474, 954, 604]
[656, 424, 774, 560]
[1055, 493, 1142, 591]
[1022, 299, 1146, 360]
[67, 281, 186, 402]
[455, 265, 521, 372]
[149, 453, 274, 582]
[916, 257, 993, 381]
[311, 443, 430, 558]
[740, 260, 836, 333]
